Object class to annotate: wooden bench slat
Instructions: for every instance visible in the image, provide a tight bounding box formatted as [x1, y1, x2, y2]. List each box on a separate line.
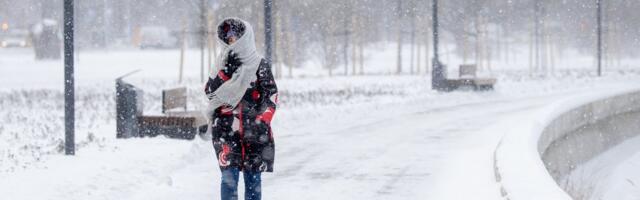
[473, 78, 497, 85]
[459, 64, 477, 78]
[138, 116, 196, 127]
[162, 87, 188, 113]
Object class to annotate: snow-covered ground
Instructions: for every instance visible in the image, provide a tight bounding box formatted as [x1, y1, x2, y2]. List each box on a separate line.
[564, 131, 640, 200]
[1, 47, 640, 199]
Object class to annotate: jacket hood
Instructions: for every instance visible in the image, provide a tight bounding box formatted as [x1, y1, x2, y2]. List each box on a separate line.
[206, 17, 262, 112]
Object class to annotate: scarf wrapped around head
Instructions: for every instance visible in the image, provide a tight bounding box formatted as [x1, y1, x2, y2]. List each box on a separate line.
[205, 18, 262, 114]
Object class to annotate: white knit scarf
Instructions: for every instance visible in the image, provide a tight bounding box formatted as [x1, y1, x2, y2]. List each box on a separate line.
[205, 18, 262, 115]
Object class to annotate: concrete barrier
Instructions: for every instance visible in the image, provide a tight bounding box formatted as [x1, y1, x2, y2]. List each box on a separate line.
[494, 88, 640, 200]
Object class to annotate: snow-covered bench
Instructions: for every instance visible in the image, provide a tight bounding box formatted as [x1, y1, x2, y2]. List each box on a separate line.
[446, 64, 496, 91]
[138, 87, 207, 140]
[116, 79, 206, 140]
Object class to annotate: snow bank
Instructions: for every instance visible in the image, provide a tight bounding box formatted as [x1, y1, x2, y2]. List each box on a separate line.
[494, 86, 640, 200]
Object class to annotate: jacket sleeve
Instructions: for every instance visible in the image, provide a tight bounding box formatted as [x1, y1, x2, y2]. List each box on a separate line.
[255, 62, 278, 124]
[204, 51, 241, 99]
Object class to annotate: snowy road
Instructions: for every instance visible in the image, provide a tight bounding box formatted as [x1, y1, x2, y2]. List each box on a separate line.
[268, 95, 553, 199]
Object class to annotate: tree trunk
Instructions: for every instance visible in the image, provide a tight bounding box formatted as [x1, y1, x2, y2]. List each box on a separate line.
[496, 23, 501, 66]
[474, 15, 481, 71]
[396, 0, 403, 74]
[425, 20, 431, 74]
[505, 22, 510, 65]
[483, 16, 491, 72]
[352, 37, 358, 75]
[410, 10, 416, 75]
[541, 15, 548, 76]
[463, 15, 469, 64]
[207, 10, 215, 80]
[529, 20, 534, 76]
[397, 30, 403, 74]
[274, 3, 283, 79]
[359, 37, 364, 75]
[200, 0, 207, 83]
[410, 29, 415, 74]
[417, 28, 421, 74]
[287, 21, 294, 78]
[179, 18, 187, 83]
[549, 35, 556, 75]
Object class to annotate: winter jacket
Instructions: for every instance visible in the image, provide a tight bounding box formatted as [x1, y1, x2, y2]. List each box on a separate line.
[205, 57, 278, 173]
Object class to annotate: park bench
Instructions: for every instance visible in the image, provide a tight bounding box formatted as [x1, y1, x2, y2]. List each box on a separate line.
[447, 64, 497, 91]
[116, 76, 207, 140]
[138, 87, 207, 139]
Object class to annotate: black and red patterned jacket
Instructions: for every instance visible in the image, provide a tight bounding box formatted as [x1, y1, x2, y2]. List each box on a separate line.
[204, 57, 278, 172]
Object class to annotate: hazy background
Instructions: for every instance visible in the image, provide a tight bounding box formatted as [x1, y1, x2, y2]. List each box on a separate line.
[1, 0, 639, 78]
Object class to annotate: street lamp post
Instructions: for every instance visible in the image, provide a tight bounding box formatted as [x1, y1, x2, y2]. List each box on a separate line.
[63, 0, 75, 155]
[264, 0, 273, 63]
[431, 0, 446, 91]
[597, 0, 602, 76]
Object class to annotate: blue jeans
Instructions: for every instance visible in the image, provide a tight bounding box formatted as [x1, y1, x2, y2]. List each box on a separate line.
[221, 167, 262, 200]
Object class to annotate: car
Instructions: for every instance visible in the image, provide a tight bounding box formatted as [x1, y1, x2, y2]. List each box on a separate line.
[0, 29, 30, 48]
[139, 26, 178, 49]
[1, 37, 28, 48]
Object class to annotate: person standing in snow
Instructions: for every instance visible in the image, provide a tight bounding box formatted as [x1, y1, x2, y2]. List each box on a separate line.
[204, 18, 278, 200]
